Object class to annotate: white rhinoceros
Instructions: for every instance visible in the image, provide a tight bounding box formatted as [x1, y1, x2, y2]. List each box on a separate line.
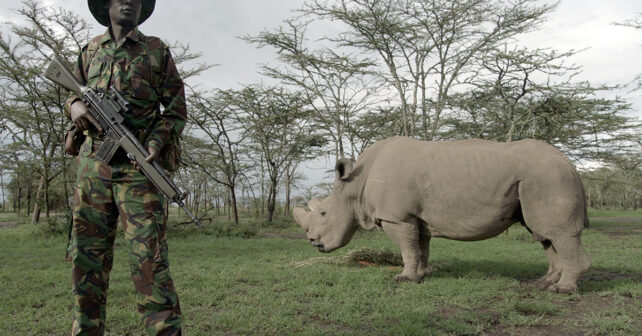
[294, 136, 591, 294]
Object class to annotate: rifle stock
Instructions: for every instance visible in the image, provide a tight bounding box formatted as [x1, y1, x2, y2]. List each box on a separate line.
[45, 56, 84, 94]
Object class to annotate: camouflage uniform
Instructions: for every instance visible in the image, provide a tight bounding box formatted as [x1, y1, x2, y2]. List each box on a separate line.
[64, 27, 185, 336]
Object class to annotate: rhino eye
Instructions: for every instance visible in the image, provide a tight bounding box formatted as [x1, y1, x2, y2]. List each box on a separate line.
[320, 211, 327, 216]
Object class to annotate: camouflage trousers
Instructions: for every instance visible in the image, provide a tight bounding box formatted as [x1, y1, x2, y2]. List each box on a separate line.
[70, 139, 182, 336]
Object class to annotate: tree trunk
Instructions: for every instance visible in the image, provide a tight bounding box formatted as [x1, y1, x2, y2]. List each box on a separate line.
[31, 175, 44, 224]
[260, 160, 266, 217]
[266, 178, 277, 222]
[229, 184, 239, 224]
[0, 171, 5, 211]
[44, 169, 50, 219]
[226, 191, 231, 221]
[15, 176, 22, 213]
[26, 172, 33, 215]
[284, 170, 291, 217]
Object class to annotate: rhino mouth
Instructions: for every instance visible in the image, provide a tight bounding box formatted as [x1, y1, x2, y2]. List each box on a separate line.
[310, 240, 327, 253]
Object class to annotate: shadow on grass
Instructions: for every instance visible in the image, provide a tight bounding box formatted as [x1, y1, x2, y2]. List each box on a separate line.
[421, 259, 642, 293]
[428, 258, 546, 281]
[316, 247, 641, 293]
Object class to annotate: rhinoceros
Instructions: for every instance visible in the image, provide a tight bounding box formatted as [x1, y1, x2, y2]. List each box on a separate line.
[294, 136, 591, 294]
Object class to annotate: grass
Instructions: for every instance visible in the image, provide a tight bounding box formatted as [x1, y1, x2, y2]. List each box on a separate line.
[587, 208, 642, 218]
[0, 208, 640, 335]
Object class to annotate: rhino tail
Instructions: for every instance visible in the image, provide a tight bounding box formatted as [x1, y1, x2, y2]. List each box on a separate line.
[581, 183, 590, 228]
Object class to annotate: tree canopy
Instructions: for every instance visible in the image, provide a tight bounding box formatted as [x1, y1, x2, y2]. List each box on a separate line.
[1, 0, 640, 220]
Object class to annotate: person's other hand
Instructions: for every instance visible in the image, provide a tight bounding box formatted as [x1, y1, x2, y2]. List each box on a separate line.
[70, 100, 102, 132]
[131, 147, 159, 171]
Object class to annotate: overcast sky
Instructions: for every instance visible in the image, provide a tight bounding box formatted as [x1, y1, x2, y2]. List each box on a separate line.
[1, 0, 641, 186]
[2, 0, 640, 105]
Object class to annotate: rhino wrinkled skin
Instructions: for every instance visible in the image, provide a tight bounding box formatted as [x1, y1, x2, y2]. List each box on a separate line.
[294, 137, 591, 294]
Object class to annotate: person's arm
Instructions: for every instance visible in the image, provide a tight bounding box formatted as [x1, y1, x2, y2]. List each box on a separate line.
[145, 45, 187, 159]
[63, 47, 102, 132]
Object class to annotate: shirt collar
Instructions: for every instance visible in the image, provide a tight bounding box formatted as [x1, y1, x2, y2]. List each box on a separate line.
[100, 27, 144, 47]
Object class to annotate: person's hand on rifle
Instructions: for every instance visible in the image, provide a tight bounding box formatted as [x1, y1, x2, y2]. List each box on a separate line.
[70, 100, 103, 132]
[131, 146, 159, 171]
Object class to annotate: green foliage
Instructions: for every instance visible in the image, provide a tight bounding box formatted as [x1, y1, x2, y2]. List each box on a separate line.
[582, 163, 641, 210]
[0, 1, 87, 222]
[2, 0, 640, 232]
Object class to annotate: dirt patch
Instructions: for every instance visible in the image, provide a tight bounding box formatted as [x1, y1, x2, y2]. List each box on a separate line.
[553, 293, 640, 334]
[591, 217, 642, 222]
[0, 221, 19, 229]
[486, 293, 640, 336]
[588, 217, 642, 237]
[490, 324, 577, 336]
[582, 269, 642, 283]
[591, 225, 642, 237]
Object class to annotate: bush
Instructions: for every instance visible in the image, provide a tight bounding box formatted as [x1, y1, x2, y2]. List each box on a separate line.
[30, 215, 71, 237]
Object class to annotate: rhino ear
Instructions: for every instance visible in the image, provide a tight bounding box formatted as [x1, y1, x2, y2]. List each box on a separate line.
[335, 158, 354, 181]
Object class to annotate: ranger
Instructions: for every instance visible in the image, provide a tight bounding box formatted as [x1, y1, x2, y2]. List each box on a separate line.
[65, 0, 185, 334]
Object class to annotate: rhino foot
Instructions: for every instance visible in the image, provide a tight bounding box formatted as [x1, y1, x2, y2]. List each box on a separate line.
[416, 271, 431, 280]
[547, 283, 578, 294]
[417, 266, 432, 279]
[533, 277, 555, 290]
[394, 274, 422, 283]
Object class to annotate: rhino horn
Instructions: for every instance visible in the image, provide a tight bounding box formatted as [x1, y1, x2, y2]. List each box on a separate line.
[308, 197, 323, 210]
[293, 206, 309, 229]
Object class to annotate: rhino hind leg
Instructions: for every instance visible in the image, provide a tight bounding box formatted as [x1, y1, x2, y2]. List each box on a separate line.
[533, 241, 563, 290]
[417, 225, 432, 279]
[546, 235, 591, 294]
[517, 178, 590, 293]
[380, 219, 424, 283]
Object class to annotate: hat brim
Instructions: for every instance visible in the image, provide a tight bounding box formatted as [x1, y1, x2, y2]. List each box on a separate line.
[88, 0, 155, 27]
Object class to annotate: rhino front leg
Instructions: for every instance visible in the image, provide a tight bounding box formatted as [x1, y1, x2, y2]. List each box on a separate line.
[381, 219, 423, 283]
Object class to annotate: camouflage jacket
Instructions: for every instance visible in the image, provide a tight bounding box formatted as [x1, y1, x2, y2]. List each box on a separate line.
[64, 28, 186, 154]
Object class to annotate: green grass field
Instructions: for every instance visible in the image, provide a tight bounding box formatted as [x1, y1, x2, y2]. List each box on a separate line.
[0, 210, 640, 335]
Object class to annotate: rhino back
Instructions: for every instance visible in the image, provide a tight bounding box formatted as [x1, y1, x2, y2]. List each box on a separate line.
[360, 137, 583, 240]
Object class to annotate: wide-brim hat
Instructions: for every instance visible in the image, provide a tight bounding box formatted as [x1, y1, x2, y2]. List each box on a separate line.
[88, 0, 156, 27]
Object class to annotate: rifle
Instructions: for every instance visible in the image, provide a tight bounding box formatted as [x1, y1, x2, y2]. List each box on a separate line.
[45, 56, 202, 228]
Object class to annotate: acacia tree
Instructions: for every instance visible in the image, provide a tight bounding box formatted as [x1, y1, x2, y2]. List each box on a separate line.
[582, 156, 641, 210]
[303, 0, 555, 140]
[185, 89, 249, 224]
[0, 1, 209, 223]
[228, 85, 324, 222]
[244, 20, 382, 159]
[442, 45, 638, 161]
[0, 1, 90, 223]
[615, 12, 642, 92]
